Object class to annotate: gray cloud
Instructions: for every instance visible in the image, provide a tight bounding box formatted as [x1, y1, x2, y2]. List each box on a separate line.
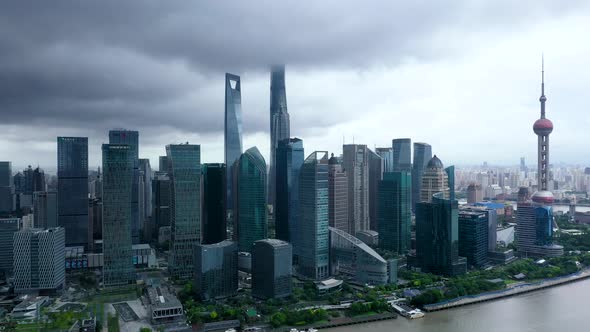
[0, 1, 589, 169]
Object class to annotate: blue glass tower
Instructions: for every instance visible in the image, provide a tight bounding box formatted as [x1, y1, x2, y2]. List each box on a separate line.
[102, 144, 134, 287]
[392, 138, 412, 172]
[412, 142, 432, 211]
[57, 137, 89, 248]
[225, 73, 243, 213]
[298, 151, 329, 280]
[378, 171, 412, 254]
[236, 147, 267, 252]
[166, 144, 201, 280]
[275, 138, 304, 244]
[269, 65, 291, 208]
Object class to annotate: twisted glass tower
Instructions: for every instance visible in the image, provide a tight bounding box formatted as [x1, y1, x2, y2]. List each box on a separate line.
[269, 65, 290, 208]
[225, 73, 243, 212]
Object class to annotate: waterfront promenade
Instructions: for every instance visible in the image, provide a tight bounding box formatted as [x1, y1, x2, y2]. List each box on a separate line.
[424, 268, 590, 311]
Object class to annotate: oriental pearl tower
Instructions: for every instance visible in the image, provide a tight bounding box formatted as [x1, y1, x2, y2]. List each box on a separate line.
[532, 58, 554, 204]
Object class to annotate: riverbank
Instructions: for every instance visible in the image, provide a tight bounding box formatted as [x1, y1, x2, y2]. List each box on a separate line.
[278, 312, 397, 331]
[423, 267, 590, 311]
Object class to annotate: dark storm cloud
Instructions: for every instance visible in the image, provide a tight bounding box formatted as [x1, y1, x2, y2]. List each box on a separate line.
[0, 0, 588, 167]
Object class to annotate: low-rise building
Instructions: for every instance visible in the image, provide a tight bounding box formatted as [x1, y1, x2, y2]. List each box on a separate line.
[147, 286, 183, 324]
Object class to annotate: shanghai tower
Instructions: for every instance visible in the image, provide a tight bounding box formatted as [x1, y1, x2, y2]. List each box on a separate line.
[269, 65, 290, 207]
[225, 73, 243, 212]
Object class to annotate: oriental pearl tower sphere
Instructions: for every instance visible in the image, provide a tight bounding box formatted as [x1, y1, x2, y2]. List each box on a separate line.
[532, 58, 554, 205]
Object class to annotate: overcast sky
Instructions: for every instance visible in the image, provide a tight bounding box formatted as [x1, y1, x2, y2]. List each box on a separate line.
[1, 1, 589, 172]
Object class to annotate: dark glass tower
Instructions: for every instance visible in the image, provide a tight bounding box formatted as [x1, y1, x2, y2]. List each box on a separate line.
[412, 142, 432, 211]
[297, 151, 329, 280]
[167, 144, 201, 280]
[269, 65, 291, 208]
[392, 138, 412, 172]
[102, 144, 134, 287]
[109, 129, 140, 244]
[458, 210, 488, 267]
[194, 240, 238, 300]
[252, 239, 292, 299]
[57, 137, 89, 248]
[236, 147, 267, 252]
[378, 172, 411, 254]
[225, 73, 243, 213]
[152, 172, 171, 235]
[0, 162, 13, 215]
[275, 138, 304, 243]
[202, 163, 227, 245]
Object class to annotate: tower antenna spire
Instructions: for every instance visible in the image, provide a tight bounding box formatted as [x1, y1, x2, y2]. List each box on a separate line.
[540, 54, 547, 119]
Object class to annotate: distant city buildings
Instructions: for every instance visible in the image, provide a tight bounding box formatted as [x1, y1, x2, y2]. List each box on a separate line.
[297, 152, 330, 280]
[33, 191, 58, 229]
[252, 239, 292, 299]
[194, 240, 238, 300]
[467, 183, 484, 204]
[13, 227, 65, 293]
[167, 144, 201, 280]
[235, 147, 267, 252]
[57, 137, 89, 249]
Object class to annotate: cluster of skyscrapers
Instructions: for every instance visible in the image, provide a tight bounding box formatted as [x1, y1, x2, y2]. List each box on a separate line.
[0, 63, 563, 300]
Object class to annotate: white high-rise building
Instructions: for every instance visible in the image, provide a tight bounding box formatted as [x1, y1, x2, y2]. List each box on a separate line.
[342, 144, 370, 235]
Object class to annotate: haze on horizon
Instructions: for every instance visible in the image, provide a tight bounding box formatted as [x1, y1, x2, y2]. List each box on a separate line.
[1, 1, 589, 171]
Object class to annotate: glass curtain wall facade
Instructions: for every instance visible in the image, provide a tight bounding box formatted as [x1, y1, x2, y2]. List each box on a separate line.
[392, 138, 412, 172]
[269, 65, 290, 208]
[57, 137, 88, 248]
[0, 162, 12, 215]
[0, 218, 20, 275]
[275, 138, 304, 243]
[342, 144, 369, 235]
[368, 149, 383, 231]
[298, 151, 329, 280]
[225, 73, 243, 212]
[328, 154, 348, 233]
[166, 144, 201, 280]
[202, 163, 227, 245]
[236, 147, 267, 252]
[109, 130, 140, 244]
[378, 172, 411, 254]
[412, 142, 432, 211]
[102, 144, 134, 287]
[458, 210, 489, 267]
[252, 239, 292, 299]
[194, 240, 238, 300]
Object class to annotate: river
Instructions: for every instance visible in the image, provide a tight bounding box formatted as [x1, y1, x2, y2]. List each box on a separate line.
[328, 278, 590, 332]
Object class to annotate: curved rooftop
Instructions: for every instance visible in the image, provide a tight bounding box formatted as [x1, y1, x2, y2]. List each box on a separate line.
[532, 190, 554, 205]
[427, 155, 444, 169]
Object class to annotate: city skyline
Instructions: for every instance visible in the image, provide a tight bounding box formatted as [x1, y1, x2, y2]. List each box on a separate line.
[1, 2, 590, 170]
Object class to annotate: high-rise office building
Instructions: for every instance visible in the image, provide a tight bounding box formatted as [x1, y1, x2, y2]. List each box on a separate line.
[420, 155, 450, 203]
[194, 240, 238, 300]
[252, 239, 292, 299]
[458, 210, 488, 267]
[202, 163, 226, 245]
[515, 62, 563, 258]
[275, 138, 304, 243]
[166, 144, 201, 280]
[378, 172, 412, 254]
[368, 149, 383, 231]
[57, 137, 89, 248]
[13, 227, 65, 293]
[236, 147, 267, 252]
[159, 156, 168, 173]
[152, 172, 171, 240]
[139, 158, 152, 241]
[0, 162, 13, 215]
[225, 73, 243, 212]
[297, 152, 329, 280]
[342, 144, 369, 235]
[415, 192, 467, 276]
[392, 138, 412, 172]
[109, 130, 140, 244]
[33, 191, 58, 229]
[269, 65, 291, 208]
[412, 142, 432, 211]
[376, 147, 394, 173]
[32, 167, 46, 192]
[102, 144, 134, 287]
[466, 183, 484, 204]
[328, 153, 348, 233]
[0, 218, 20, 276]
